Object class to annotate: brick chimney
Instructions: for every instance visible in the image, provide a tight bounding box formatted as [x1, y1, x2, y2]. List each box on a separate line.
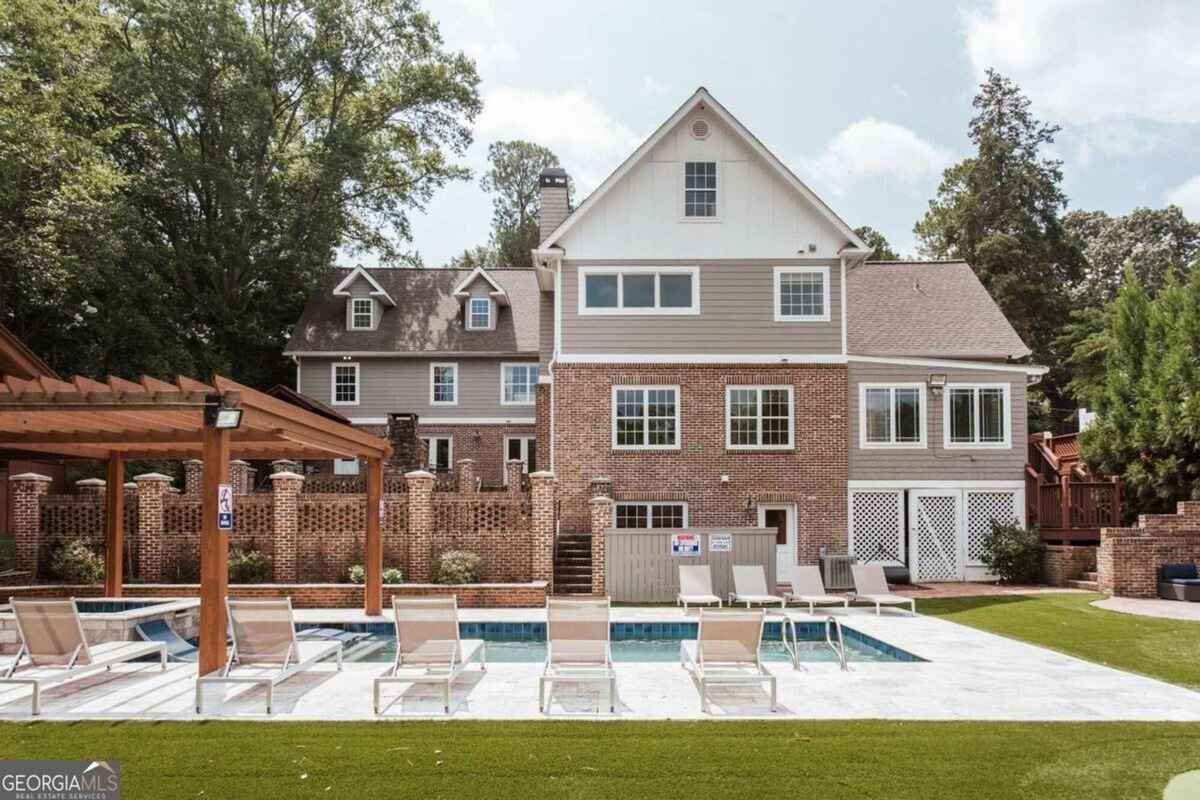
[386, 413, 424, 474]
[538, 167, 570, 244]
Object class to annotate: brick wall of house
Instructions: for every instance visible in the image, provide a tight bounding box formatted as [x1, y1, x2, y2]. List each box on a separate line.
[1098, 501, 1200, 596]
[416, 423, 537, 487]
[1043, 544, 1097, 586]
[550, 364, 849, 566]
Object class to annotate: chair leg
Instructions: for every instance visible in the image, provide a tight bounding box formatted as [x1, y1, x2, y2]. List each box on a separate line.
[769, 677, 777, 712]
[31, 684, 39, 717]
[443, 682, 450, 715]
[373, 681, 380, 715]
[194, 681, 202, 714]
[609, 678, 616, 713]
[160, 648, 167, 670]
[265, 683, 273, 715]
[538, 677, 546, 712]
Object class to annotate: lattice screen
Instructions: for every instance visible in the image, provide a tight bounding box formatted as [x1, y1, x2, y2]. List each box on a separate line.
[914, 495, 959, 581]
[966, 491, 1019, 564]
[850, 491, 904, 562]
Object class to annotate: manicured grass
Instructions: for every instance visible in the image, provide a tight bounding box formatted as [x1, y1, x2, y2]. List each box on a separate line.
[920, 592, 1200, 688]
[1, 720, 1199, 799]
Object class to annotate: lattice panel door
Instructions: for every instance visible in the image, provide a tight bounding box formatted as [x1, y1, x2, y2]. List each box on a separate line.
[850, 491, 905, 562]
[912, 493, 961, 581]
[966, 491, 1019, 564]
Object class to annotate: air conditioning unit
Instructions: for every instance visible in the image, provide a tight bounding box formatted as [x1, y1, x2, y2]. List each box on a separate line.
[819, 554, 856, 591]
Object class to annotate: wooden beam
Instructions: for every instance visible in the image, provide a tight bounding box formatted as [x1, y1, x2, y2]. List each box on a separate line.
[104, 453, 124, 597]
[199, 425, 231, 675]
[365, 457, 383, 616]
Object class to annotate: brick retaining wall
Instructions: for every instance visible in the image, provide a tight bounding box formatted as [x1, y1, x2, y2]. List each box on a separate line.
[1098, 501, 1200, 597]
[1043, 544, 1097, 586]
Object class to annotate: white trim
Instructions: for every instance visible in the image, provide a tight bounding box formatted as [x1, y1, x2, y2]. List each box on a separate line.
[847, 489, 906, 564]
[757, 502, 796, 576]
[348, 417, 388, 425]
[502, 435, 537, 485]
[294, 358, 301, 392]
[773, 266, 831, 323]
[943, 383, 1012, 450]
[615, 501, 690, 528]
[539, 88, 866, 251]
[857, 382, 927, 449]
[348, 297, 374, 330]
[679, 160, 720, 223]
[283, 350, 538, 358]
[724, 385, 795, 451]
[465, 297, 495, 331]
[500, 362, 539, 406]
[330, 362, 360, 406]
[848, 354, 1048, 375]
[553, 266, 562, 358]
[848, 480, 1025, 489]
[332, 266, 395, 306]
[451, 266, 507, 298]
[429, 362, 458, 406]
[577, 266, 701, 316]
[420, 417, 536, 425]
[420, 434, 453, 472]
[611, 385, 681, 451]
[558, 353, 846, 365]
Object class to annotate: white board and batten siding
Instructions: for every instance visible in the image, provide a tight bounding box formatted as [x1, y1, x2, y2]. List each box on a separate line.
[605, 527, 776, 603]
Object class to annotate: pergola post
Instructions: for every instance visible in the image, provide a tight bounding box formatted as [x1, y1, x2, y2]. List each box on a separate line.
[365, 457, 383, 616]
[199, 426, 231, 675]
[104, 452, 124, 597]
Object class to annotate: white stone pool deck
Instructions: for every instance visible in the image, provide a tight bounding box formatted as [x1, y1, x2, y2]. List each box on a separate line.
[2, 605, 1198, 722]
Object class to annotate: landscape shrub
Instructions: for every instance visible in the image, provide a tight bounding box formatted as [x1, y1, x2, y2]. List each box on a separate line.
[980, 521, 1045, 584]
[348, 565, 403, 584]
[434, 550, 484, 584]
[48, 539, 105, 584]
[228, 548, 271, 583]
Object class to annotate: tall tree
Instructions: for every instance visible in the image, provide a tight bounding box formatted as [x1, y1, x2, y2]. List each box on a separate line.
[854, 225, 900, 260]
[480, 140, 567, 268]
[914, 70, 1082, 429]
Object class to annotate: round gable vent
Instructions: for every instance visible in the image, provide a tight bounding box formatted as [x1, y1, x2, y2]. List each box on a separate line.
[690, 118, 711, 140]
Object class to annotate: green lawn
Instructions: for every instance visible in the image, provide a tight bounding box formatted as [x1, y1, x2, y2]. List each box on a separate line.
[920, 592, 1200, 688]
[1, 720, 1199, 799]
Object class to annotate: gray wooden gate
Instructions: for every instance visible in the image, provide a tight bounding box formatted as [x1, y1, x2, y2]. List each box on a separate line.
[605, 527, 777, 602]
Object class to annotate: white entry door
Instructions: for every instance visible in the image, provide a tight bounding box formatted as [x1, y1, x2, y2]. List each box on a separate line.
[909, 491, 964, 581]
[758, 504, 795, 580]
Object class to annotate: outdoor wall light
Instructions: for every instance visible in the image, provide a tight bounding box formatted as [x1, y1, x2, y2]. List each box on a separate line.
[927, 373, 948, 397]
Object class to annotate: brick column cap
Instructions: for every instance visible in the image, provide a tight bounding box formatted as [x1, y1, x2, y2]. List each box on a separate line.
[455, 458, 476, 465]
[506, 458, 525, 465]
[123, 482, 137, 490]
[76, 478, 106, 487]
[529, 470, 555, 480]
[182, 458, 203, 466]
[270, 459, 298, 466]
[230, 459, 250, 466]
[134, 472, 173, 482]
[589, 476, 612, 483]
[8, 472, 52, 483]
[404, 469, 435, 479]
[269, 471, 305, 481]
[589, 496, 614, 505]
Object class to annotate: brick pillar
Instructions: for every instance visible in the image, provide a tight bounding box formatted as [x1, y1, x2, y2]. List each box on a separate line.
[530, 471, 556, 585]
[230, 460, 251, 495]
[271, 459, 299, 475]
[9, 473, 51, 577]
[76, 478, 106, 496]
[246, 467, 258, 493]
[506, 459, 525, 495]
[456, 459, 476, 494]
[405, 470, 435, 582]
[270, 471, 304, 583]
[589, 496, 612, 596]
[182, 459, 203, 495]
[588, 476, 613, 499]
[135, 473, 172, 583]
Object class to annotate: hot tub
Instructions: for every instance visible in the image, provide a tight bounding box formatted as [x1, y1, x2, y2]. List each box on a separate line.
[0, 596, 199, 655]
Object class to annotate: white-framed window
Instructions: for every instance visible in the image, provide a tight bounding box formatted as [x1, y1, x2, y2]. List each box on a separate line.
[333, 458, 360, 475]
[349, 298, 373, 330]
[683, 161, 717, 218]
[466, 297, 493, 330]
[501, 363, 539, 405]
[612, 385, 680, 450]
[578, 267, 699, 315]
[859, 383, 926, 449]
[944, 383, 1011, 448]
[503, 436, 537, 484]
[330, 362, 359, 406]
[421, 435, 453, 472]
[430, 362, 458, 406]
[615, 501, 688, 529]
[725, 385, 794, 450]
[774, 266, 830, 322]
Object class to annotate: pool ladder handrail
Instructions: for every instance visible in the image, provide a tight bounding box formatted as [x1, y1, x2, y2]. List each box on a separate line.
[779, 613, 848, 671]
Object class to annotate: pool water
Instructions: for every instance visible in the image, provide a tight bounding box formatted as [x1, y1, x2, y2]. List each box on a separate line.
[75, 600, 168, 614]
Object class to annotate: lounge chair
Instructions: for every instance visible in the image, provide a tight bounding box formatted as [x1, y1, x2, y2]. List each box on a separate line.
[677, 565, 722, 609]
[540, 597, 616, 714]
[729, 565, 786, 608]
[850, 564, 916, 615]
[1, 598, 166, 715]
[783, 565, 849, 614]
[373, 596, 485, 715]
[680, 608, 776, 713]
[195, 597, 342, 714]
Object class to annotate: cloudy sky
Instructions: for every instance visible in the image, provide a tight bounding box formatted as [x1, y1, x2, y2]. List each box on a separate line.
[395, 0, 1200, 267]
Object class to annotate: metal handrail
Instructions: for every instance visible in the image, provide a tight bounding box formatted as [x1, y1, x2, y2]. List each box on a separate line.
[824, 616, 848, 671]
[778, 613, 848, 671]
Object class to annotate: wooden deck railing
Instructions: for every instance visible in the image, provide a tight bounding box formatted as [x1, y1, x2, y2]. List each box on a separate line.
[1026, 470, 1121, 540]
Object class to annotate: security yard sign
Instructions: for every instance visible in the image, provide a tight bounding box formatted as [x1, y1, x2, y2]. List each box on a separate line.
[217, 483, 234, 531]
[670, 532, 701, 557]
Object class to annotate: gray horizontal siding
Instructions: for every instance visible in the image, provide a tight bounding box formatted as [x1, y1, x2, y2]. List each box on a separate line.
[299, 356, 539, 419]
[560, 259, 841, 355]
[848, 362, 1026, 481]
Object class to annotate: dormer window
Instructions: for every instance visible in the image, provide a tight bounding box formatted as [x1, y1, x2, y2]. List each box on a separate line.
[349, 298, 373, 330]
[684, 161, 717, 218]
[467, 297, 493, 330]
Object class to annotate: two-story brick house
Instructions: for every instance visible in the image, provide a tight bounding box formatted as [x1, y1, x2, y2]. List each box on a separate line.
[289, 87, 1044, 584]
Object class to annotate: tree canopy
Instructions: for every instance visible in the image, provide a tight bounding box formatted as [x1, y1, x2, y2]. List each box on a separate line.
[854, 226, 900, 261]
[480, 140, 567, 269]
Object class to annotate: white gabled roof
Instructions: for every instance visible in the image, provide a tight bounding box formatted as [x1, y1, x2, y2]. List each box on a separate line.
[451, 266, 511, 306]
[332, 266, 396, 307]
[538, 87, 869, 253]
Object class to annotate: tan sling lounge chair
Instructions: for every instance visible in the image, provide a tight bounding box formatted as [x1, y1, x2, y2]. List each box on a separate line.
[783, 566, 849, 614]
[729, 565, 786, 608]
[851, 564, 916, 615]
[680, 608, 776, 713]
[540, 597, 616, 714]
[195, 597, 342, 714]
[677, 565, 722, 609]
[1, 598, 166, 715]
[373, 596, 485, 715]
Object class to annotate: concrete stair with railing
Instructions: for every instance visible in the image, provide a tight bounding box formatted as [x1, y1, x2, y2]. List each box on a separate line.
[553, 533, 593, 594]
[1067, 570, 1099, 591]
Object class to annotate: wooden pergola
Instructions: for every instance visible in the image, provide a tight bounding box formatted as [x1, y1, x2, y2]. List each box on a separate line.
[0, 373, 391, 674]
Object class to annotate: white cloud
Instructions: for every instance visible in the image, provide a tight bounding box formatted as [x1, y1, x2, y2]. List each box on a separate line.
[475, 87, 642, 192]
[1165, 175, 1200, 222]
[641, 76, 671, 97]
[800, 118, 953, 196]
[964, 0, 1200, 125]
